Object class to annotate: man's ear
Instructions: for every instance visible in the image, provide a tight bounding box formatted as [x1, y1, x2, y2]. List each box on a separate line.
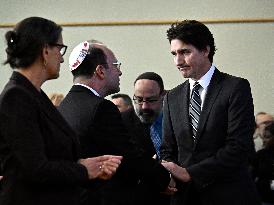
[42, 45, 50, 64]
[94, 65, 105, 79]
[204, 45, 210, 57]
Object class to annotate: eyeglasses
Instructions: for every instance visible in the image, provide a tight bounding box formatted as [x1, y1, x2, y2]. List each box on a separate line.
[50, 43, 68, 56]
[133, 95, 161, 105]
[113, 62, 121, 70]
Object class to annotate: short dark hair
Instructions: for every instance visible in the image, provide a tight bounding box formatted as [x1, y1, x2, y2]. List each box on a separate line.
[111, 93, 133, 106]
[71, 40, 107, 78]
[134, 72, 164, 94]
[4, 16, 62, 68]
[167, 20, 216, 63]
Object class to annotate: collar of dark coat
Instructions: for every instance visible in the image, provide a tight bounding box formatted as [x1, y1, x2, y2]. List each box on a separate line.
[10, 71, 77, 141]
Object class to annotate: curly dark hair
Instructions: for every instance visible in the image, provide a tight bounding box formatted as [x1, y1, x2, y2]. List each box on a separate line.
[167, 20, 216, 63]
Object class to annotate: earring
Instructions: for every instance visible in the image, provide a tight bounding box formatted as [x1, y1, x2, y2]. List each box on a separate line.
[43, 60, 47, 69]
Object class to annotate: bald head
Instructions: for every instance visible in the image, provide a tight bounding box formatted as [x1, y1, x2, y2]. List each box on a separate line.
[256, 112, 274, 136]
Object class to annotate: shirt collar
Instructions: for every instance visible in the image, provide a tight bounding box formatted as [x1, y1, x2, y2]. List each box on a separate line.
[74, 83, 100, 97]
[189, 64, 215, 90]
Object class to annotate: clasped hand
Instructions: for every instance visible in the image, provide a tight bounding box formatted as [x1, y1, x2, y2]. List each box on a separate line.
[161, 160, 191, 183]
[79, 155, 123, 180]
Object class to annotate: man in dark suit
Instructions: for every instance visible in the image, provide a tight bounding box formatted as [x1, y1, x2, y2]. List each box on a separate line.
[121, 72, 170, 205]
[160, 20, 260, 205]
[58, 40, 174, 205]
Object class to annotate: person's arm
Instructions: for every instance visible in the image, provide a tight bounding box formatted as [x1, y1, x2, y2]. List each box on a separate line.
[187, 79, 255, 186]
[1, 88, 88, 185]
[94, 100, 171, 191]
[161, 79, 255, 188]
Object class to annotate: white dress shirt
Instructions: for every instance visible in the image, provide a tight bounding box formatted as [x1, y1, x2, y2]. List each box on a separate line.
[189, 65, 215, 110]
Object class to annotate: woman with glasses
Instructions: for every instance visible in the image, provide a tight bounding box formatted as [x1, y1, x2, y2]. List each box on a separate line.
[0, 17, 122, 205]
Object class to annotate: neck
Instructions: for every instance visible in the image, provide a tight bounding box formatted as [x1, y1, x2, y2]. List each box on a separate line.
[74, 76, 107, 97]
[15, 65, 45, 92]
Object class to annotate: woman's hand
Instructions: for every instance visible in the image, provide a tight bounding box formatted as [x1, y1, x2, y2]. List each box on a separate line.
[79, 155, 123, 180]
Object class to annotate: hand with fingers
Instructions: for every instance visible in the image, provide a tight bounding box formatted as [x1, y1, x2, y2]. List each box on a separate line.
[78, 155, 123, 180]
[161, 161, 191, 183]
[98, 156, 123, 180]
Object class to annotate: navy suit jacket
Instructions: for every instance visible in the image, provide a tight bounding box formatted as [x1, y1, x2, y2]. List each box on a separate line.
[0, 72, 88, 205]
[161, 69, 260, 205]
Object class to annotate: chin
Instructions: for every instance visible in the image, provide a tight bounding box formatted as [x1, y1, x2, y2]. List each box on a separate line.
[48, 74, 59, 80]
[182, 72, 193, 79]
[140, 117, 153, 124]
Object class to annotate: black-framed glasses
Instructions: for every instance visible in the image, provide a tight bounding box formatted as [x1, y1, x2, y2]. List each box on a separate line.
[113, 62, 121, 70]
[133, 95, 161, 105]
[50, 43, 68, 56]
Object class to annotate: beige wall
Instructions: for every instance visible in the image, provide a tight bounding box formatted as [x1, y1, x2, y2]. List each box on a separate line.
[0, 0, 273, 114]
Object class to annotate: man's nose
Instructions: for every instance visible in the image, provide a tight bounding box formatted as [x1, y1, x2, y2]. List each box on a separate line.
[175, 54, 185, 66]
[141, 101, 150, 109]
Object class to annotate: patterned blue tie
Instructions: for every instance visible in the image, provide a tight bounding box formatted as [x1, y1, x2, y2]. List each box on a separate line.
[150, 113, 163, 158]
[189, 82, 202, 142]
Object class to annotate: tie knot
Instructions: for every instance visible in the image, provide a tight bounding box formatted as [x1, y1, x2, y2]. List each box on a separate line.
[193, 82, 201, 91]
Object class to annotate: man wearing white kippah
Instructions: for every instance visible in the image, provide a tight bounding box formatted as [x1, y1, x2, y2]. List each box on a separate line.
[58, 40, 176, 205]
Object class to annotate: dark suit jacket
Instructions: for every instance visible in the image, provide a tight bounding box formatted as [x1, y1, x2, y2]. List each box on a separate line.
[0, 72, 88, 205]
[252, 147, 274, 203]
[121, 108, 155, 158]
[161, 69, 260, 205]
[58, 85, 170, 205]
[121, 108, 170, 205]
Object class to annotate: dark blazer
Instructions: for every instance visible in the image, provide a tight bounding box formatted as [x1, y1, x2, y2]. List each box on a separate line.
[58, 85, 170, 205]
[252, 147, 274, 203]
[121, 108, 170, 205]
[161, 69, 260, 205]
[121, 108, 155, 158]
[0, 72, 88, 205]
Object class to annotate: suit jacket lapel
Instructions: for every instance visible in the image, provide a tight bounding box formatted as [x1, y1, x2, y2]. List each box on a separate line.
[196, 69, 223, 142]
[181, 81, 193, 135]
[175, 81, 194, 149]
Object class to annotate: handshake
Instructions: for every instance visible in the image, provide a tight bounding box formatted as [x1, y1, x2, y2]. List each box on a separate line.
[161, 160, 191, 195]
[78, 155, 123, 180]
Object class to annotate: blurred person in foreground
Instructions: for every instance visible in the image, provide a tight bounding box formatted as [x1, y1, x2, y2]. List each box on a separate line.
[252, 122, 274, 205]
[161, 19, 260, 205]
[254, 112, 274, 151]
[121, 72, 170, 205]
[0, 17, 122, 205]
[111, 93, 133, 112]
[58, 40, 175, 205]
[48, 92, 64, 107]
